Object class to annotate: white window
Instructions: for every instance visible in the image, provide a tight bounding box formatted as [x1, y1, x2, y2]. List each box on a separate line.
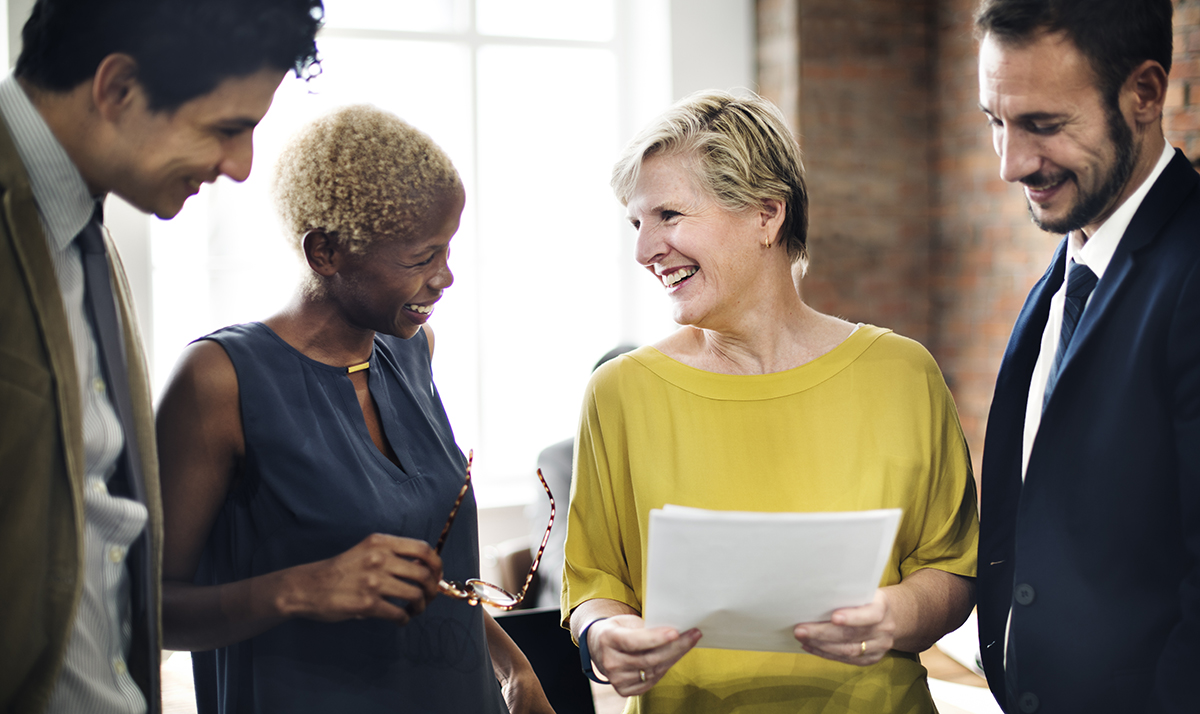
[111, 0, 753, 505]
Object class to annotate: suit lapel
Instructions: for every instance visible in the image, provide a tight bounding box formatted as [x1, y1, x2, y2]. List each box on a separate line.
[992, 240, 1067, 424]
[1057, 150, 1199, 377]
[980, 237, 1066, 543]
[0, 112, 86, 492]
[979, 238, 1064, 673]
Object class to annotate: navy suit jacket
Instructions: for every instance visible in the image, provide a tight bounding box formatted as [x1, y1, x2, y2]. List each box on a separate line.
[978, 150, 1200, 714]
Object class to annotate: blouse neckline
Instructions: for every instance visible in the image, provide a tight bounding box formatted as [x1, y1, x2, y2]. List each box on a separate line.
[250, 321, 377, 375]
[627, 324, 891, 401]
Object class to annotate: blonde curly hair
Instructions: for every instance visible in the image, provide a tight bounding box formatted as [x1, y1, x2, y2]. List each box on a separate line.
[272, 104, 462, 256]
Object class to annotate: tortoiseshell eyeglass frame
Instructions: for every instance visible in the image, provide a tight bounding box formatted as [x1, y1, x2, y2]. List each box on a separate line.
[435, 450, 555, 610]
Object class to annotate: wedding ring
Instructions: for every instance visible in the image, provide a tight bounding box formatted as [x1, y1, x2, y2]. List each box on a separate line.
[639, 669, 647, 682]
[860, 641, 867, 656]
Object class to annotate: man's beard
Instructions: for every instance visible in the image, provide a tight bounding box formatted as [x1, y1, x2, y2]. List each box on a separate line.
[1025, 104, 1137, 235]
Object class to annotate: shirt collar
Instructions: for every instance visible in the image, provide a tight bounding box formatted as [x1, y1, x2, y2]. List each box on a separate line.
[1068, 142, 1175, 277]
[0, 75, 99, 253]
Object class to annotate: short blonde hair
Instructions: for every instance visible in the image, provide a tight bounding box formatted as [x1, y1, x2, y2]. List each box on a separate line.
[272, 104, 462, 255]
[611, 90, 809, 267]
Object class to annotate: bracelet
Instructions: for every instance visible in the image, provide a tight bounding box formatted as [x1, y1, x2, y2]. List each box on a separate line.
[579, 617, 612, 684]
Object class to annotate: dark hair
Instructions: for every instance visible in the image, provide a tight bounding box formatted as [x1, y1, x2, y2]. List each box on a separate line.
[974, 0, 1173, 110]
[16, 0, 323, 112]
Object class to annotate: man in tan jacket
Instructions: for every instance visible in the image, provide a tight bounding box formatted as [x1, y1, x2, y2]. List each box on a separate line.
[0, 1, 321, 712]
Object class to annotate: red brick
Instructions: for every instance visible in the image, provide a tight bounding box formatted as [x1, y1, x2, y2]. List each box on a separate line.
[1171, 57, 1200, 80]
[756, 0, 1200, 465]
[1168, 111, 1200, 132]
[1167, 83, 1187, 108]
[1177, 3, 1200, 27]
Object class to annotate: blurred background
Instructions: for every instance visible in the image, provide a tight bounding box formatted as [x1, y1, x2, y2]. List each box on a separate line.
[4, 0, 754, 507]
[8, 0, 1200, 503]
[7, 1, 1200, 710]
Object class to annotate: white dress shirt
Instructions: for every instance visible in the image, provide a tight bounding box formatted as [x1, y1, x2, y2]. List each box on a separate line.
[1003, 142, 1176, 677]
[1020, 143, 1175, 477]
[0, 75, 149, 714]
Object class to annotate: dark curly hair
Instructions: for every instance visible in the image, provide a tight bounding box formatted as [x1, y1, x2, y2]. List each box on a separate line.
[15, 0, 323, 112]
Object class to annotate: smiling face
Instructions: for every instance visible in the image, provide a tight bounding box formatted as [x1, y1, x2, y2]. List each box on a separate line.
[107, 67, 286, 218]
[332, 186, 464, 339]
[627, 153, 774, 331]
[979, 31, 1140, 236]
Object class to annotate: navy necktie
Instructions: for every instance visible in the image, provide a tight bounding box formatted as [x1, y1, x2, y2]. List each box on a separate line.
[76, 203, 159, 706]
[77, 203, 146, 501]
[1042, 259, 1098, 411]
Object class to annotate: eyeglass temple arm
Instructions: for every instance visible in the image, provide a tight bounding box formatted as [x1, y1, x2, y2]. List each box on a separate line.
[436, 450, 473, 554]
[505, 467, 556, 605]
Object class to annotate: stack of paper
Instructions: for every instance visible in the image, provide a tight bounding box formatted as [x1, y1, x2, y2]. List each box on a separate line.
[643, 505, 902, 653]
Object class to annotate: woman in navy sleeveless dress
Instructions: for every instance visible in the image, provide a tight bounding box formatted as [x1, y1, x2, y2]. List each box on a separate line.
[155, 105, 552, 713]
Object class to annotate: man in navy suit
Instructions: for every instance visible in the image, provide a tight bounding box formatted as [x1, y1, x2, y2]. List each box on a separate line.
[975, 1, 1200, 712]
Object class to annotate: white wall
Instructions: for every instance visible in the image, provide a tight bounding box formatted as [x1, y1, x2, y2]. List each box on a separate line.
[670, 0, 756, 99]
[5, 0, 30, 68]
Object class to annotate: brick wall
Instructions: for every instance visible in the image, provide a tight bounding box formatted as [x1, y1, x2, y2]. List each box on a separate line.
[1168, 1, 1200, 155]
[758, 0, 1200, 482]
[930, 0, 1045, 481]
[760, 0, 937, 347]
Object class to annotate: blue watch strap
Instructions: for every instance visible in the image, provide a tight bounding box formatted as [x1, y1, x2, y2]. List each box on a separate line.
[579, 617, 612, 684]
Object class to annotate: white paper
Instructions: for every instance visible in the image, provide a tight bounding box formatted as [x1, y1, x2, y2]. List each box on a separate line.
[643, 505, 902, 653]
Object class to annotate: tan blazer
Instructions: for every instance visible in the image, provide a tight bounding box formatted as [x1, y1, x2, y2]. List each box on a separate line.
[0, 113, 162, 713]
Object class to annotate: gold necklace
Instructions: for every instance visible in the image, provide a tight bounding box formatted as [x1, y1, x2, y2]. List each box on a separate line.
[346, 360, 370, 374]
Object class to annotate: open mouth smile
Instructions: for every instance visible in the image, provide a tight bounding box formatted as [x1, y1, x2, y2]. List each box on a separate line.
[661, 267, 698, 287]
[1023, 174, 1070, 203]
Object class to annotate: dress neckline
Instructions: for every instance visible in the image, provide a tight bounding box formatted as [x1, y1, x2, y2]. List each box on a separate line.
[626, 324, 891, 400]
[250, 321, 377, 375]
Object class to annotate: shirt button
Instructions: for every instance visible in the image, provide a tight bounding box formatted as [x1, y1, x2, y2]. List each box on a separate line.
[108, 546, 125, 563]
[1014, 583, 1036, 605]
[93, 377, 106, 393]
[1018, 691, 1039, 712]
[112, 658, 127, 676]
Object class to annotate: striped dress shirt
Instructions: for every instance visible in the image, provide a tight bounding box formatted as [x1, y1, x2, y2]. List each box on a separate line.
[0, 75, 149, 714]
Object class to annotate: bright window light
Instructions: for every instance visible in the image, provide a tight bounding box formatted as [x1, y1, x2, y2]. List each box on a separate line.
[149, 0, 675, 506]
[476, 0, 614, 41]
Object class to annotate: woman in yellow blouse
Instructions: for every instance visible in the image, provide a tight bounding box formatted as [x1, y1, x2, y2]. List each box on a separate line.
[562, 90, 979, 714]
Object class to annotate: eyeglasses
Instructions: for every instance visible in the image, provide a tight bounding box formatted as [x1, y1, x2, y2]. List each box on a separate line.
[435, 450, 555, 610]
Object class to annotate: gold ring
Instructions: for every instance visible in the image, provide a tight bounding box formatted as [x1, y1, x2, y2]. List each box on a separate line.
[639, 669, 647, 683]
[860, 641, 867, 656]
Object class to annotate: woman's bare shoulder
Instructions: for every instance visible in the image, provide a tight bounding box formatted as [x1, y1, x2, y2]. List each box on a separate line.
[156, 338, 243, 455]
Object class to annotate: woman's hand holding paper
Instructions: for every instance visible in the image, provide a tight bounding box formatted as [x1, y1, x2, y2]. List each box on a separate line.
[792, 589, 895, 665]
[580, 607, 702, 696]
[793, 568, 974, 667]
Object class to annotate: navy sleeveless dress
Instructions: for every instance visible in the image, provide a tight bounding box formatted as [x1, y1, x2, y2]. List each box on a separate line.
[191, 322, 507, 714]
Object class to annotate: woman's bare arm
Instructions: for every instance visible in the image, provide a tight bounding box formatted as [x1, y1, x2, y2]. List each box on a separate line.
[793, 568, 974, 665]
[483, 611, 555, 714]
[157, 340, 443, 651]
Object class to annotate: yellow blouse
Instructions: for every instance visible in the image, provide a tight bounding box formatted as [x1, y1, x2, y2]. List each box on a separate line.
[562, 325, 978, 714]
